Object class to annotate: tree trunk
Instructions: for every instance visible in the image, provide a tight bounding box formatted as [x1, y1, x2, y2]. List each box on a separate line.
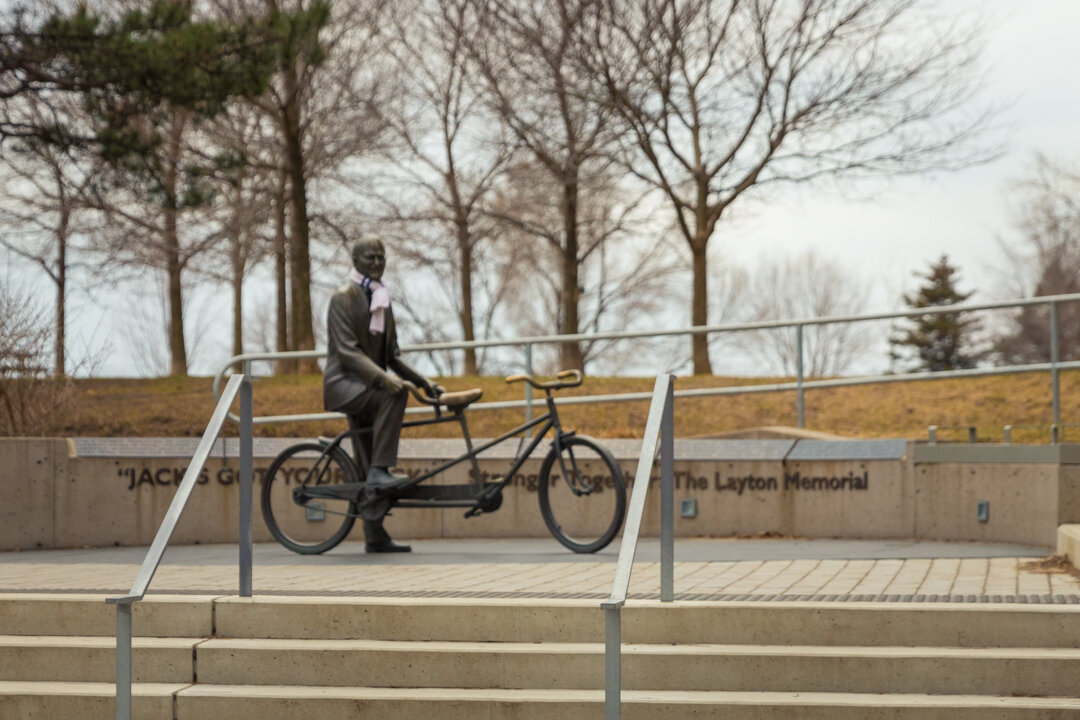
[560, 179, 584, 371]
[164, 205, 187, 376]
[231, 232, 243, 359]
[456, 219, 478, 375]
[55, 211, 67, 378]
[273, 167, 292, 373]
[690, 237, 713, 375]
[163, 113, 187, 377]
[282, 64, 317, 374]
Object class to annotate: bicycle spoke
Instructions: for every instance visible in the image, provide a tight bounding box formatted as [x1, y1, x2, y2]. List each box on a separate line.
[262, 443, 358, 554]
[538, 436, 626, 553]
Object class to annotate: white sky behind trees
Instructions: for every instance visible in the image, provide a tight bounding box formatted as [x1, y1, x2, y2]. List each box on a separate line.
[5, 0, 1080, 377]
[722, 0, 1080, 294]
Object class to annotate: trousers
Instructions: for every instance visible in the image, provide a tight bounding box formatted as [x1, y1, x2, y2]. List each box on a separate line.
[338, 385, 408, 469]
[338, 386, 408, 544]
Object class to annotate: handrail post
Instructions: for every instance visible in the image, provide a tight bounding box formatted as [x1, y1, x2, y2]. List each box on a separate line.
[796, 324, 805, 428]
[604, 604, 622, 719]
[660, 378, 674, 602]
[602, 374, 673, 719]
[1051, 300, 1060, 429]
[239, 363, 253, 597]
[524, 343, 534, 439]
[115, 601, 132, 720]
[107, 374, 248, 719]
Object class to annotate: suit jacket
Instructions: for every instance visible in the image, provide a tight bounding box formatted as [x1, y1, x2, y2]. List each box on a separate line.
[323, 281, 419, 411]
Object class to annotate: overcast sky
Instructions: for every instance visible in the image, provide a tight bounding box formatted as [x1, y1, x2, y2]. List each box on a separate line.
[6, 0, 1080, 377]
[723, 0, 1080, 295]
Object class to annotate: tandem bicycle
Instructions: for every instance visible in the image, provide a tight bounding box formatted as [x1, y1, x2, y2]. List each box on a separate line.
[260, 370, 627, 554]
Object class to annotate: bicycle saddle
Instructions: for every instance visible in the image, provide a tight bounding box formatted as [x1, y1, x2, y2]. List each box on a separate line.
[436, 388, 483, 408]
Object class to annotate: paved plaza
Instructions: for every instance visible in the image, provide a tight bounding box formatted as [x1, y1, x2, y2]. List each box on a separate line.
[1, 538, 1077, 603]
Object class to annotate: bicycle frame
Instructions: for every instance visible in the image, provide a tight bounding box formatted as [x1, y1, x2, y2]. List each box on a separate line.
[298, 391, 576, 512]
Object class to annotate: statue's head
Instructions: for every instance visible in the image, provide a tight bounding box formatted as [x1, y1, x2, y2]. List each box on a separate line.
[351, 237, 386, 280]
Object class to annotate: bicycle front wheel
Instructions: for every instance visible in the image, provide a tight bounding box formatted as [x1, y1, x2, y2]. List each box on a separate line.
[261, 442, 357, 554]
[538, 436, 626, 553]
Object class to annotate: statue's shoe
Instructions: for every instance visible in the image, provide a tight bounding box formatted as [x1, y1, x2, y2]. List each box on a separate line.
[366, 467, 409, 489]
[365, 540, 412, 553]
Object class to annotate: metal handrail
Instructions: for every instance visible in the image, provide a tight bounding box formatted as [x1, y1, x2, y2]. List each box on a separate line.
[602, 374, 675, 719]
[211, 293, 1080, 432]
[106, 372, 255, 720]
[213, 293, 1080, 371]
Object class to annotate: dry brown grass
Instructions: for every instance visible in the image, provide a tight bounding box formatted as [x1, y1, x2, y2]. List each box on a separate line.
[47, 369, 1080, 441]
[1019, 555, 1080, 578]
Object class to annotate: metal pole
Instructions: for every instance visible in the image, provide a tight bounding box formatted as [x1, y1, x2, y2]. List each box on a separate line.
[1004, 425, 1012, 444]
[115, 602, 132, 720]
[1051, 301, 1061, 429]
[796, 324, 805, 428]
[604, 605, 622, 720]
[524, 343, 534, 439]
[239, 365, 253, 598]
[660, 379, 674, 603]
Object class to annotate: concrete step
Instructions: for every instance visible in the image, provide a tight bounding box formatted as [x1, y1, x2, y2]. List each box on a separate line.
[5, 682, 1080, 720]
[4, 594, 1078, 648]
[173, 686, 1080, 719]
[195, 637, 1080, 696]
[0, 593, 213, 637]
[0, 635, 198, 683]
[0, 680, 184, 720]
[215, 596, 1080, 647]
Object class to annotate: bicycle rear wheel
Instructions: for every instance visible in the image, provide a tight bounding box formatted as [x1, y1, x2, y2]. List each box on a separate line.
[261, 442, 357, 554]
[537, 436, 626, 553]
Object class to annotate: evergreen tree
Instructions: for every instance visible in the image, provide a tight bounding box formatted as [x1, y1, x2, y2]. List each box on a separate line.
[0, 1, 328, 376]
[890, 255, 980, 372]
[0, 1, 326, 165]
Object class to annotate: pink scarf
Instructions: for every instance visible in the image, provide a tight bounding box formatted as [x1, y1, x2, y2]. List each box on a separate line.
[349, 269, 390, 334]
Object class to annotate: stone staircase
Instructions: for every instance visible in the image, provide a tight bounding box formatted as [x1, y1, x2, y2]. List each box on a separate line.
[2, 593, 1080, 718]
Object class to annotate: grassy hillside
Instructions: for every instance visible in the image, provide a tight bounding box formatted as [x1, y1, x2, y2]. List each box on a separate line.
[48, 370, 1080, 442]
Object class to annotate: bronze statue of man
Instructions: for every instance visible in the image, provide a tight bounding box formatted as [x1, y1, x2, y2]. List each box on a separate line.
[323, 237, 442, 553]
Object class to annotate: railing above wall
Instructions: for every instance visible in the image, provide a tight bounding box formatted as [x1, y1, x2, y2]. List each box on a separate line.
[213, 292, 1080, 431]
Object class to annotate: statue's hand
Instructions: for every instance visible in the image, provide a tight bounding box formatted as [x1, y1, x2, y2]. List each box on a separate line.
[423, 381, 445, 398]
[379, 372, 405, 395]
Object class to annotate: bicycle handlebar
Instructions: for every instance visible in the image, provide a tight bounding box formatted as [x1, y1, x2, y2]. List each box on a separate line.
[402, 381, 440, 406]
[505, 369, 584, 390]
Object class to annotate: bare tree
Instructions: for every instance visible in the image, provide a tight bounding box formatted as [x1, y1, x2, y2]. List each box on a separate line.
[0, 278, 73, 434]
[591, 0, 995, 374]
[87, 107, 225, 375]
[742, 250, 873, 376]
[488, 157, 681, 370]
[0, 94, 99, 376]
[363, 0, 514, 374]
[994, 154, 1080, 363]
[234, 0, 391, 373]
[198, 101, 281, 359]
[465, 0, 624, 370]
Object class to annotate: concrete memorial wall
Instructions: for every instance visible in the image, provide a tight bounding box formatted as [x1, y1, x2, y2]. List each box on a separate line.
[1, 437, 1078, 551]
